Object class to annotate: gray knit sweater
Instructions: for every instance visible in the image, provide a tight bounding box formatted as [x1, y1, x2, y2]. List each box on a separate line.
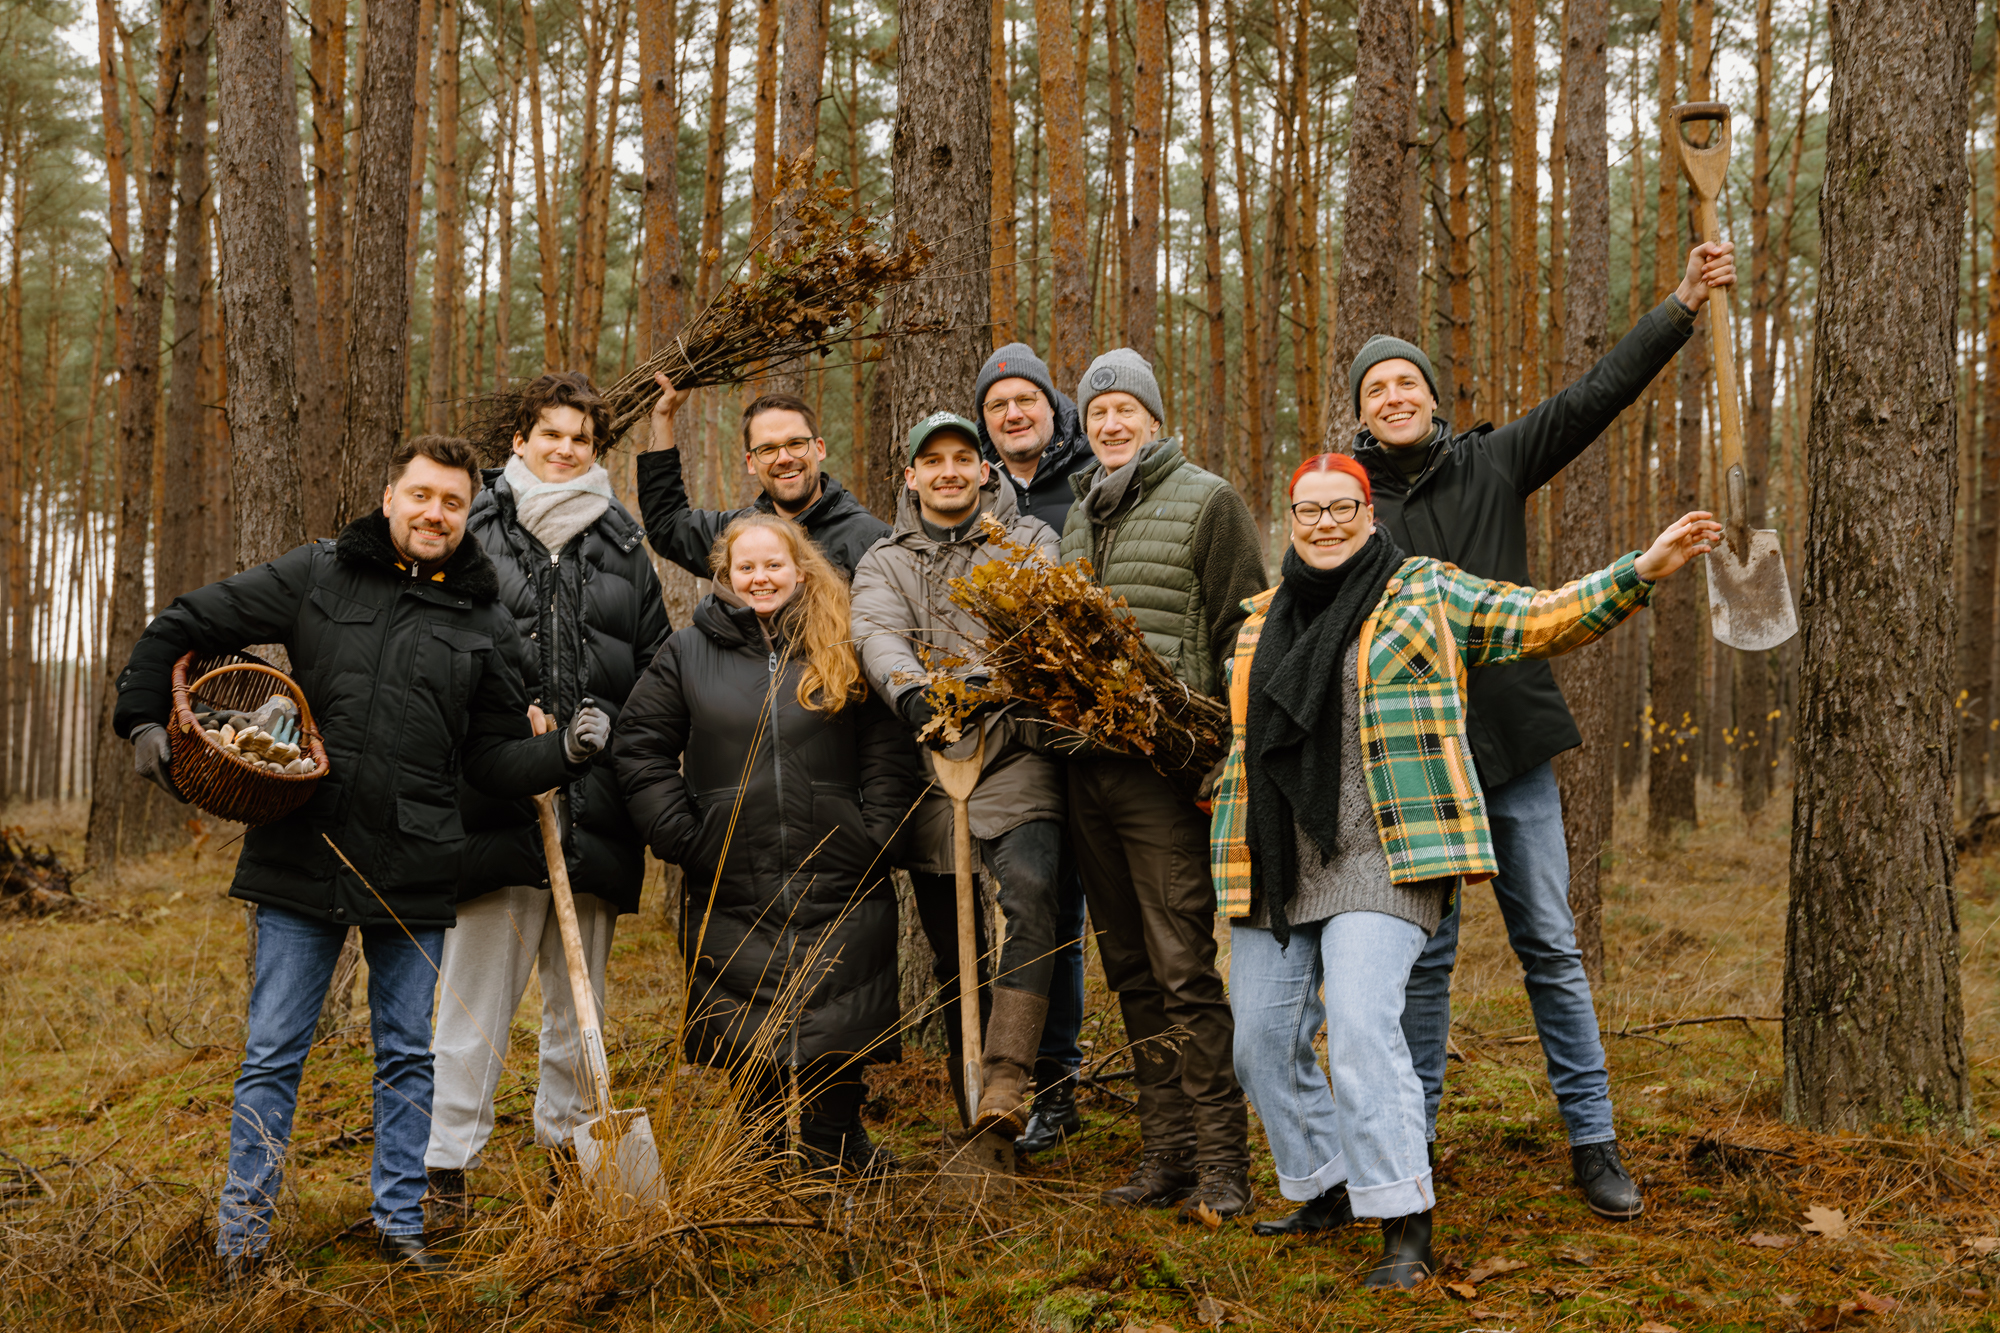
[1249, 642, 1451, 937]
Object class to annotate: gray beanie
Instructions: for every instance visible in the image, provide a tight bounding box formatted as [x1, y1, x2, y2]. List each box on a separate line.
[1076, 348, 1166, 425]
[974, 342, 1058, 420]
[1349, 335, 1438, 413]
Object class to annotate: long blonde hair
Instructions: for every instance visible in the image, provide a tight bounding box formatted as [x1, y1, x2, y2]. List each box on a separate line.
[710, 513, 866, 714]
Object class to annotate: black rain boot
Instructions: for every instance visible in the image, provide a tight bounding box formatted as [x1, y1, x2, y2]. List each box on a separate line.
[1571, 1141, 1644, 1220]
[1363, 1211, 1434, 1289]
[1252, 1184, 1356, 1236]
[1015, 1061, 1083, 1155]
[378, 1231, 448, 1275]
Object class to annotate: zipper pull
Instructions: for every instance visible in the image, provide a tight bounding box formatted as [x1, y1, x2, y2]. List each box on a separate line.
[769, 651, 778, 674]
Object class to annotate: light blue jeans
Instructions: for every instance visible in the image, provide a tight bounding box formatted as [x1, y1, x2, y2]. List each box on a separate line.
[1399, 761, 1615, 1146]
[1230, 911, 1435, 1219]
[217, 905, 445, 1256]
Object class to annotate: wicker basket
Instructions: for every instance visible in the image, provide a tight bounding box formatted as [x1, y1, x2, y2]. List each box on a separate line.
[168, 651, 329, 826]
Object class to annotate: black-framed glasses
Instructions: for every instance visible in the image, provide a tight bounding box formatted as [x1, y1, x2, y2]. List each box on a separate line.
[1290, 498, 1365, 525]
[750, 437, 817, 463]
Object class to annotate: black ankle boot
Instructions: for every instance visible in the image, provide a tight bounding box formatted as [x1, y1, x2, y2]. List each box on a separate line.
[1251, 1184, 1355, 1236]
[1015, 1066, 1083, 1155]
[1363, 1211, 1434, 1289]
[378, 1231, 448, 1275]
[1571, 1141, 1644, 1219]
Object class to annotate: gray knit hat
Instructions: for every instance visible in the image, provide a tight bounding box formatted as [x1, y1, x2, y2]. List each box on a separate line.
[974, 342, 1058, 420]
[1348, 335, 1439, 413]
[1076, 348, 1165, 425]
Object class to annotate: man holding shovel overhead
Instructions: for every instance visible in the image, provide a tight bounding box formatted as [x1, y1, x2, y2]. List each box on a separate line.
[113, 436, 605, 1283]
[425, 373, 672, 1224]
[850, 412, 1067, 1137]
[1349, 239, 1735, 1221]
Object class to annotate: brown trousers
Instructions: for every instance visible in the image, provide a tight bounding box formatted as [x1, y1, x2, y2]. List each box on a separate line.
[1068, 757, 1249, 1168]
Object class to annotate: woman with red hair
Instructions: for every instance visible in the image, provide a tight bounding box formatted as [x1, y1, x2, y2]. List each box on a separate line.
[1211, 452, 1718, 1287]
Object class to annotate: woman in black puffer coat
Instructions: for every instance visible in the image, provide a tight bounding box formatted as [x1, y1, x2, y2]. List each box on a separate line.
[616, 513, 919, 1174]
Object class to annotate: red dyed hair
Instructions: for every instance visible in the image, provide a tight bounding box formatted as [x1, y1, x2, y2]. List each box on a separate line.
[1289, 452, 1372, 504]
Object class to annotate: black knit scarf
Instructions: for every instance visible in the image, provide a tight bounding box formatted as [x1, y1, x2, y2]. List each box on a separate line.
[1245, 530, 1402, 945]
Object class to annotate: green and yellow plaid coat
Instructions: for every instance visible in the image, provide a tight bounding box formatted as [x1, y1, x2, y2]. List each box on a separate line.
[1209, 551, 1654, 920]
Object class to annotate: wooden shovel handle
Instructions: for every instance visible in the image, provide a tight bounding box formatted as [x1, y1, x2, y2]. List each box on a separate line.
[1668, 101, 1749, 500]
[953, 793, 983, 1124]
[536, 790, 616, 1120]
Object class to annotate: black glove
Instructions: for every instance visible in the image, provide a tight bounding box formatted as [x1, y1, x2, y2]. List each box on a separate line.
[131, 724, 187, 803]
[899, 689, 936, 734]
[563, 704, 611, 763]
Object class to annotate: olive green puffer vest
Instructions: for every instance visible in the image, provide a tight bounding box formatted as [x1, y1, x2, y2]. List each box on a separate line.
[1059, 439, 1227, 697]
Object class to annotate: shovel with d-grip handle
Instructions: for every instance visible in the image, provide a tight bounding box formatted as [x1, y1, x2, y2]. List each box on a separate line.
[532, 700, 666, 1216]
[931, 730, 1016, 1193]
[1668, 101, 1800, 651]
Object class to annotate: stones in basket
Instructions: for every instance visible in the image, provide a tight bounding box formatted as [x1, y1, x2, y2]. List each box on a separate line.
[195, 694, 321, 777]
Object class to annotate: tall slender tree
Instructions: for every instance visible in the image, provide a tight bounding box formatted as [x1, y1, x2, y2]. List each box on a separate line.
[989, 0, 1016, 349]
[1784, 0, 1972, 1134]
[1126, 0, 1164, 360]
[1036, 0, 1087, 390]
[162, 0, 212, 606]
[1196, 0, 1226, 472]
[426, 0, 461, 432]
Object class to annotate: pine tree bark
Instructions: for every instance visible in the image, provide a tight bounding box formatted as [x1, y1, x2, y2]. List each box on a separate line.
[162, 0, 212, 608]
[1324, 0, 1420, 446]
[493, 39, 519, 390]
[88, 0, 191, 868]
[751, 0, 779, 261]
[1126, 0, 1164, 360]
[1035, 0, 1087, 391]
[884, 0, 991, 483]
[308, 0, 347, 535]
[697, 0, 735, 311]
[426, 0, 460, 432]
[1550, 0, 1609, 981]
[1224, 0, 1263, 501]
[778, 0, 828, 182]
[1783, 0, 1973, 1134]
[337, 0, 420, 526]
[1444, 0, 1473, 430]
[1974, 51, 2000, 812]
[1287, 1, 1320, 446]
[523, 0, 560, 373]
[989, 0, 1017, 348]
[1507, 0, 1539, 413]
[1740, 0, 1777, 816]
[641, 0, 686, 350]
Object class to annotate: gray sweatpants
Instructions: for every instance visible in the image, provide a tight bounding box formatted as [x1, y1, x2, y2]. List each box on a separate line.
[425, 884, 616, 1169]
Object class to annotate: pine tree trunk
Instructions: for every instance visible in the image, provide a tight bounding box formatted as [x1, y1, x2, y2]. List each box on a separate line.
[493, 40, 519, 390]
[1740, 0, 1777, 817]
[426, 0, 460, 432]
[162, 0, 211, 608]
[1035, 0, 1088, 391]
[87, 0, 191, 870]
[523, 0, 561, 373]
[1287, 1, 1319, 447]
[1974, 54, 2000, 813]
[697, 0, 736, 311]
[1224, 0, 1263, 506]
[308, 0, 347, 537]
[778, 0, 828, 181]
[1551, 0, 1608, 982]
[1783, 0, 1973, 1134]
[1125, 0, 1164, 361]
[337, 0, 420, 525]
[1196, 0, 1226, 473]
[1507, 0, 1539, 413]
[1444, 0, 1472, 430]
[751, 0, 778, 263]
[403, 0, 438, 319]
[989, 0, 1017, 349]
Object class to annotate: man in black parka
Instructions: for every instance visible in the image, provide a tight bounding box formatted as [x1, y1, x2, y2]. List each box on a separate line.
[115, 436, 602, 1280]
[1349, 240, 1735, 1224]
[639, 379, 889, 579]
[425, 374, 673, 1218]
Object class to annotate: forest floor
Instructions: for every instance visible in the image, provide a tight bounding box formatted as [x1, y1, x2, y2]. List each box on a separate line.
[1, 783, 1998, 1332]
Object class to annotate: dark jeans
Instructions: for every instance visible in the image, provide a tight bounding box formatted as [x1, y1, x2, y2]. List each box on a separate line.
[740, 1055, 869, 1155]
[218, 905, 444, 1256]
[1038, 859, 1088, 1074]
[1068, 757, 1248, 1169]
[909, 817, 1066, 1000]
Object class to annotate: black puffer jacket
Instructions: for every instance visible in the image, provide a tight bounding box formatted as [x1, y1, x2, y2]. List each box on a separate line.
[613, 594, 920, 1071]
[455, 469, 674, 913]
[113, 512, 582, 929]
[635, 450, 890, 580]
[974, 386, 1097, 534]
[1353, 294, 1698, 790]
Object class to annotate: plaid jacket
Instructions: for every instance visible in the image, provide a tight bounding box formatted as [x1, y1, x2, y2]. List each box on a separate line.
[1210, 552, 1653, 919]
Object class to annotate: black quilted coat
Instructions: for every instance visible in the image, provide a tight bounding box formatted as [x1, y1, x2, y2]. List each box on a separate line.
[613, 594, 920, 1071]
[455, 468, 674, 914]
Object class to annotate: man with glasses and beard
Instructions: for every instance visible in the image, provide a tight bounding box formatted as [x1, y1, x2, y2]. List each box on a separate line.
[641, 376, 890, 580]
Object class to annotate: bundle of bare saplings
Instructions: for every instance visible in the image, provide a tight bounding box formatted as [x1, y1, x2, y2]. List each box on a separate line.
[918, 516, 1230, 779]
[471, 162, 937, 456]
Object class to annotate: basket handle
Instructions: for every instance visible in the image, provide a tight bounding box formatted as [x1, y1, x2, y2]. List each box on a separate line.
[188, 662, 319, 738]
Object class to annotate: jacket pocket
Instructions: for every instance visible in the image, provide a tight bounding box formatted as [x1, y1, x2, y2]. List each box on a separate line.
[690, 787, 742, 868]
[428, 622, 495, 716]
[393, 795, 465, 891]
[811, 781, 869, 860]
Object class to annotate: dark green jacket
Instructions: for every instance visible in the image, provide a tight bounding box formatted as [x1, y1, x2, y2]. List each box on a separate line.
[113, 513, 583, 930]
[1058, 438, 1269, 700]
[1352, 294, 1697, 789]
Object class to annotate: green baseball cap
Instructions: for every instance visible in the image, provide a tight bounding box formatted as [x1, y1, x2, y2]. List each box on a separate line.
[903, 410, 982, 464]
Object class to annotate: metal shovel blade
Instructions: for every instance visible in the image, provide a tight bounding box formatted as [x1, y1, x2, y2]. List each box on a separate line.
[1705, 529, 1799, 651]
[572, 1106, 667, 1218]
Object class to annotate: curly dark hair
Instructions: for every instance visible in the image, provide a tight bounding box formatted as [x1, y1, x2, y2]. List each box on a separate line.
[507, 372, 613, 455]
[387, 435, 485, 492]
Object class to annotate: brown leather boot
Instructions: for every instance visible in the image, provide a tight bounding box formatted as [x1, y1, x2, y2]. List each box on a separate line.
[974, 987, 1049, 1135]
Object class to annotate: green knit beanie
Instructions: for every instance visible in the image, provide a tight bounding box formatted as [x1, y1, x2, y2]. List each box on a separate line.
[1349, 335, 1439, 414]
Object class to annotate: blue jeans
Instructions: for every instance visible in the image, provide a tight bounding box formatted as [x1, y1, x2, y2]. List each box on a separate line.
[1037, 859, 1088, 1073]
[1230, 912, 1435, 1219]
[1400, 761, 1615, 1146]
[217, 905, 445, 1256]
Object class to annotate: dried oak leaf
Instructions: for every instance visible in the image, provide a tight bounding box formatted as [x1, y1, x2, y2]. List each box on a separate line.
[1465, 1255, 1530, 1284]
[1801, 1205, 1850, 1240]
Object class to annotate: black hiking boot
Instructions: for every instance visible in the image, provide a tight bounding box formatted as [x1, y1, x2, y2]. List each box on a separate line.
[1176, 1164, 1254, 1222]
[1101, 1150, 1197, 1208]
[1252, 1184, 1356, 1236]
[1363, 1211, 1435, 1289]
[1571, 1141, 1644, 1220]
[1016, 1079, 1083, 1155]
[377, 1231, 448, 1275]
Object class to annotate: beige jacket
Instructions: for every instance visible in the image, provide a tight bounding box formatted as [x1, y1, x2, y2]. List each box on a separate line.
[849, 474, 1064, 871]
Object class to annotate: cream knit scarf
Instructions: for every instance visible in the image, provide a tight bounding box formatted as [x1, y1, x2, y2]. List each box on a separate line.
[504, 455, 613, 554]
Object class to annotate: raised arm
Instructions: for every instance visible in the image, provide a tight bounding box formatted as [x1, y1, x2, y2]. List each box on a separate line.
[636, 373, 741, 579]
[113, 543, 319, 737]
[1488, 243, 1734, 496]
